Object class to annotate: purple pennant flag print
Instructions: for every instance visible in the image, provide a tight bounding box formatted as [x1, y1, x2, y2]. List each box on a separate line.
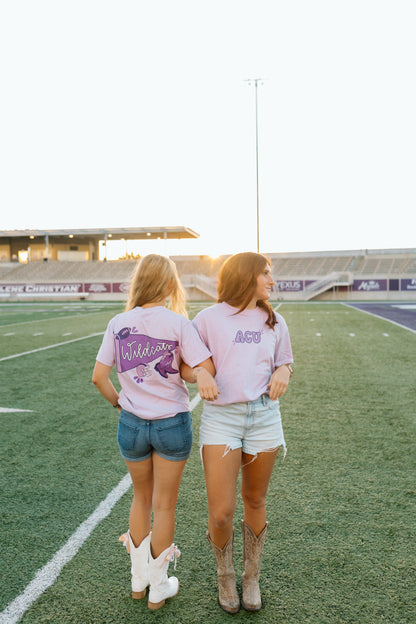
[114, 327, 179, 378]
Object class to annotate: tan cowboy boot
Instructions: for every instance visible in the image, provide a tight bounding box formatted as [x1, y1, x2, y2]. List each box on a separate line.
[241, 520, 269, 611]
[206, 529, 240, 614]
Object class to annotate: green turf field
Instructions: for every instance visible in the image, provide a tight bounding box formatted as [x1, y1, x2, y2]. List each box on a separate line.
[0, 301, 415, 623]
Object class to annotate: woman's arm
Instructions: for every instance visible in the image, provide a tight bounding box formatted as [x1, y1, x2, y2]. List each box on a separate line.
[180, 358, 219, 401]
[180, 357, 215, 381]
[92, 361, 120, 408]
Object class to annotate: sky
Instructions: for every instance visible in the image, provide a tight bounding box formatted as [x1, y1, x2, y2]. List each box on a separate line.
[1, 1, 415, 259]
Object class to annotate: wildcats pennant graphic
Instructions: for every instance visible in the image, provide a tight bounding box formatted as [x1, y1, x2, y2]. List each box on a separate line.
[114, 327, 179, 379]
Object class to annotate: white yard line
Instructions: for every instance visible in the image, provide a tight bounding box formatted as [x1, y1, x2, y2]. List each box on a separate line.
[190, 393, 201, 411]
[0, 314, 85, 328]
[0, 310, 112, 329]
[0, 333, 104, 362]
[0, 394, 202, 623]
[0, 407, 33, 413]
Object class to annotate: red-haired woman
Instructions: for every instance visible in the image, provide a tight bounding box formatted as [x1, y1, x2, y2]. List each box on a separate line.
[182, 252, 293, 613]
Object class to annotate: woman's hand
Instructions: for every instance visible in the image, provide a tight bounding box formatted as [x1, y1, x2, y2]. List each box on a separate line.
[267, 365, 292, 400]
[195, 367, 220, 402]
[180, 358, 219, 401]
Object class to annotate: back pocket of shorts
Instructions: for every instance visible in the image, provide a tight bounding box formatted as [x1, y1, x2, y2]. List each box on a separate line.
[154, 414, 192, 455]
[117, 419, 140, 454]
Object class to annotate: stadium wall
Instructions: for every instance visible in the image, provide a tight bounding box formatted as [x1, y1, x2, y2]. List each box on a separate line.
[1, 282, 415, 302]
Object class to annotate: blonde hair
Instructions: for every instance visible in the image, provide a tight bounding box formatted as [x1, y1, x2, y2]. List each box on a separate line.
[217, 252, 277, 329]
[125, 254, 188, 317]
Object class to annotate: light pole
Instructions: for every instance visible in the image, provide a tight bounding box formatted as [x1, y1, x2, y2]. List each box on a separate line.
[246, 78, 263, 253]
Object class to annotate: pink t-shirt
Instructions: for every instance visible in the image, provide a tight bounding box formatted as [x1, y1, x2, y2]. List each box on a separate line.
[96, 306, 211, 419]
[193, 302, 293, 405]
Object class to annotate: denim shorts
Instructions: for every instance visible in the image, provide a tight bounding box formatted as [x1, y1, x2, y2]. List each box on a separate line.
[199, 394, 286, 458]
[117, 409, 193, 462]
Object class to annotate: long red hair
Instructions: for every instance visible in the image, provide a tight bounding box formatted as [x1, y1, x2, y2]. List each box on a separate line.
[217, 252, 277, 329]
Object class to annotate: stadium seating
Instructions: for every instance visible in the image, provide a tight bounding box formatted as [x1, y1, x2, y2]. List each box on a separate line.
[0, 250, 415, 301]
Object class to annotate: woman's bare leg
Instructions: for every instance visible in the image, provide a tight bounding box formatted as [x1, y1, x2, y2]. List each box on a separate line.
[150, 454, 187, 557]
[241, 449, 278, 535]
[202, 445, 241, 548]
[125, 457, 153, 547]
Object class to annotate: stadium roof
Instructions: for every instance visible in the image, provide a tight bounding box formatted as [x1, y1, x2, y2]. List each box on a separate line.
[0, 226, 199, 241]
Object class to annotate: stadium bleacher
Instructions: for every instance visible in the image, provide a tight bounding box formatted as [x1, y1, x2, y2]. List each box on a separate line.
[268, 253, 356, 277]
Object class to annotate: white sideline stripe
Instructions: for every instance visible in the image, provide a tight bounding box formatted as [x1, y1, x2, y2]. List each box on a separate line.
[0, 394, 202, 624]
[190, 393, 201, 411]
[0, 407, 33, 413]
[0, 473, 132, 624]
[0, 310, 114, 329]
[0, 333, 104, 362]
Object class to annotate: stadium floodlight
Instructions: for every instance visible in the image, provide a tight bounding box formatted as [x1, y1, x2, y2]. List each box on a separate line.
[245, 78, 264, 253]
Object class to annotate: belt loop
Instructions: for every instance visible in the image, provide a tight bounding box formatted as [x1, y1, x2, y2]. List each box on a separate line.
[262, 394, 266, 406]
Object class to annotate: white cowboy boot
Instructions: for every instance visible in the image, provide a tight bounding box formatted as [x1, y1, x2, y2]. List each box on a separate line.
[127, 531, 151, 599]
[148, 543, 180, 610]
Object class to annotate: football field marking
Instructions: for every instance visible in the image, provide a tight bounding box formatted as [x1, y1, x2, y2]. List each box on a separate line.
[0, 393, 202, 624]
[0, 310, 108, 329]
[0, 333, 104, 362]
[189, 393, 201, 411]
[393, 304, 416, 309]
[0, 407, 34, 413]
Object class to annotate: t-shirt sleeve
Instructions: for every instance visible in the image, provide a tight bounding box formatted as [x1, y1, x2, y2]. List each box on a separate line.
[179, 317, 211, 367]
[274, 314, 294, 367]
[192, 311, 208, 345]
[96, 319, 116, 367]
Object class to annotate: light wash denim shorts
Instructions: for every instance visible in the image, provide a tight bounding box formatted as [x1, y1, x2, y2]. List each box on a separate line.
[199, 394, 286, 458]
[117, 409, 193, 462]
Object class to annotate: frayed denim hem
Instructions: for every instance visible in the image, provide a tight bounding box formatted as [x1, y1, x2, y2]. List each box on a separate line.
[200, 442, 287, 466]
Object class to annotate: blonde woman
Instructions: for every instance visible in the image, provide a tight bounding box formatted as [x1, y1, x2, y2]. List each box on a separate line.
[182, 252, 293, 613]
[92, 254, 218, 610]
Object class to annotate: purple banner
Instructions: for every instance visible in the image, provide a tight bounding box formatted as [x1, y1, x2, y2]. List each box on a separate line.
[353, 279, 388, 292]
[401, 278, 416, 291]
[114, 327, 179, 377]
[276, 280, 304, 292]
